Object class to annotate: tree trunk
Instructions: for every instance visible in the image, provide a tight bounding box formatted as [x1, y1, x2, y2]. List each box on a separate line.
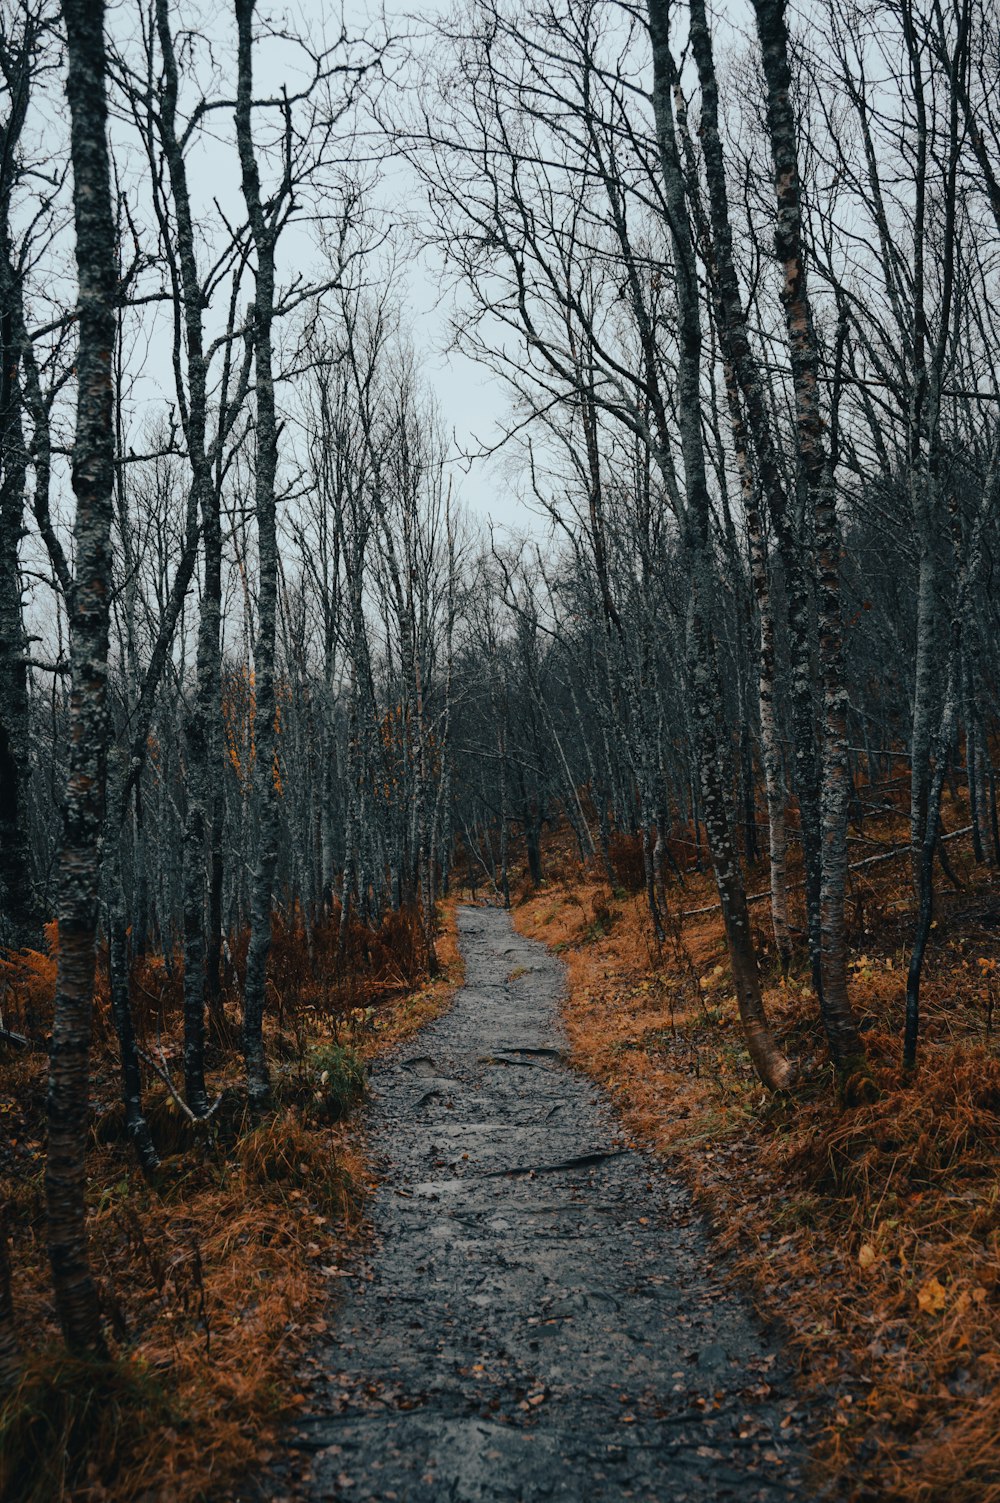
[646, 0, 792, 1090]
[688, 0, 824, 994]
[747, 489, 792, 975]
[108, 877, 159, 1175]
[152, 0, 224, 1115]
[751, 0, 867, 1077]
[0, 140, 39, 949]
[0, 312, 36, 949]
[46, 0, 117, 1357]
[236, 0, 280, 1110]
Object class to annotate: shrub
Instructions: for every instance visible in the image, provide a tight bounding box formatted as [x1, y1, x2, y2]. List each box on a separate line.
[309, 1042, 367, 1123]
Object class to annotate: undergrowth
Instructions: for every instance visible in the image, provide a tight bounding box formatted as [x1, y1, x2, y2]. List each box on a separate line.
[0, 896, 464, 1502]
[0, 1354, 175, 1503]
[513, 809, 1000, 1503]
[306, 1042, 368, 1122]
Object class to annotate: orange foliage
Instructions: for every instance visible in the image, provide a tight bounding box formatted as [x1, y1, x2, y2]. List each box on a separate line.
[0, 898, 465, 1501]
[0, 927, 58, 1037]
[513, 807, 1000, 1503]
[220, 664, 288, 796]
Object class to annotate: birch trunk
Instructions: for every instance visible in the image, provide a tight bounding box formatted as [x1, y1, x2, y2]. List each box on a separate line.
[0, 253, 36, 949]
[688, 0, 823, 990]
[106, 805, 159, 1174]
[46, 0, 116, 1355]
[646, 0, 792, 1090]
[235, 0, 281, 1109]
[154, 0, 220, 1116]
[746, 480, 792, 974]
[751, 0, 866, 1076]
[0, 50, 38, 948]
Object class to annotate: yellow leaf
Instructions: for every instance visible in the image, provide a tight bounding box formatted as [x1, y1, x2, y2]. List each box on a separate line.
[917, 1276, 948, 1314]
[858, 1243, 877, 1270]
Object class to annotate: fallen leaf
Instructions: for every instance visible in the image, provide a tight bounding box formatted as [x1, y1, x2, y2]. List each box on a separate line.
[917, 1276, 948, 1315]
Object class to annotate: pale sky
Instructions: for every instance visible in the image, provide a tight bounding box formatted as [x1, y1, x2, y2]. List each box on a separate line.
[100, 0, 525, 536]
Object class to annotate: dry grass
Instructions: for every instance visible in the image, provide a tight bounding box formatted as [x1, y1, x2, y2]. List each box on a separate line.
[513, 813, 1000, 1502]
[0, 896, 464, 1503]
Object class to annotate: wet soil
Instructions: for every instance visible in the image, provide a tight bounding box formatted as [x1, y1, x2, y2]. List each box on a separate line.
[267, 906, 815, 1501]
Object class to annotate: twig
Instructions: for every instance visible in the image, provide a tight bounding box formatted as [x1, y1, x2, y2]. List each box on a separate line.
[137, 1044, 223, 1124]
[679, 826, 974, 919]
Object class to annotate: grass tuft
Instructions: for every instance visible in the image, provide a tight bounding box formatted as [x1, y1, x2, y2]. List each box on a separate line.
[0, 1352, 175, 1503]
[307, 1042, 368, 1123]
[513, 811, 1000, 1502]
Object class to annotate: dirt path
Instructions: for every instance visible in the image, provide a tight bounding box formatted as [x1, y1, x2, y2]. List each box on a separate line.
[268, 906, 813, 1501]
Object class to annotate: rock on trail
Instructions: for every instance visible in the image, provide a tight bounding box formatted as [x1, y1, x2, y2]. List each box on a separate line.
[265, 905, 812, 1502]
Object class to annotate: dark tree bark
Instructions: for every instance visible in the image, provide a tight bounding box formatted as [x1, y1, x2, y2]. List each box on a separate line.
[107, 864, 159, 1175]
[686, 0, 809, 981]
[750, 0, 867, 1078]
[236, 0, 280, 1110]
[646, 0, 792, 1091]
[0, 11, 41, 951]
[154, 0, 220, 1117]
[0, 257, 35, 951]
[45, 0, 117, 1356]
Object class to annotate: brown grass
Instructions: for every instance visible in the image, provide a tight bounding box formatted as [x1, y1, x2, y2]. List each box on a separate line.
[513, 812, 1000, 1502]
[0, 896, 464, 1503]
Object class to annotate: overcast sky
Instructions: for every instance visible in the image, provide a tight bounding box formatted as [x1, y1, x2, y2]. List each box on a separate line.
[102, 0, 528, 536]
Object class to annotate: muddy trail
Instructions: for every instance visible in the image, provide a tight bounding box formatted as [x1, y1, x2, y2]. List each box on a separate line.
[265, 906, 816, 1502]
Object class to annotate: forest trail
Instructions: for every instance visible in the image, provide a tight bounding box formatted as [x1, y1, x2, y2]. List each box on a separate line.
[267, 907, 813, 1502]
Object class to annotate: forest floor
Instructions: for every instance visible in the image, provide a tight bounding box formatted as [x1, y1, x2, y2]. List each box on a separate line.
[262, 905, 813, 1503]
[6, 807, 998, 1503]
[511, 814, 1000, 1502]
[0, 899, 465, 1503]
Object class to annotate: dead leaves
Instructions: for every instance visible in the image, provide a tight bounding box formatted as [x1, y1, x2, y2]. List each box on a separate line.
[915, 1275, 988, 1319]
[917, 1276, 949, 1315]
[512, 864, 1000, 1503]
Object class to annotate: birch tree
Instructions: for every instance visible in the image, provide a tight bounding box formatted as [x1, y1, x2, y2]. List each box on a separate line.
[45, 0, 117, 1356]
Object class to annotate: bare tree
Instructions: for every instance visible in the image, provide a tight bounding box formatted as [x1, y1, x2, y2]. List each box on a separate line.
[45, 0, 117, 1356]
[0, 2, 50, 950]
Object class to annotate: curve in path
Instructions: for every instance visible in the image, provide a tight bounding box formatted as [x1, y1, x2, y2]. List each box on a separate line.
[270, 905, 812, 1502]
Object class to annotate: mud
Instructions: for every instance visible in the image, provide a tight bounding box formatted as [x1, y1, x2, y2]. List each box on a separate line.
[266, 905, 814, 1501]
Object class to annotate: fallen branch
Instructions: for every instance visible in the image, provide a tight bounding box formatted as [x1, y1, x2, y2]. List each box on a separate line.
[137, 1044, 223, 1124]
[679, 826, 974, 920]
